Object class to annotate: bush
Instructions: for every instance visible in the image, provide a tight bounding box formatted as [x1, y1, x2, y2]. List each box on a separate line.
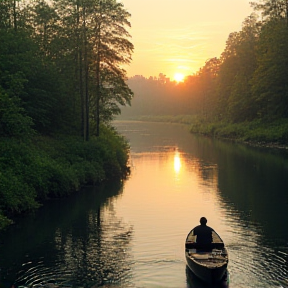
[0, 169, 38, 214]
[189, 117, 288, 145]
[0, 92, 34, 139]
[0, 125, 130, 229]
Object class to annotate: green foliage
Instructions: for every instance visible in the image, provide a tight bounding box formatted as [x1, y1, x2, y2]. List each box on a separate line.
[134, 115, 198, 125]
[0, 213, 12, 230]
[97, 124, 130, 178]
[0, 29, 72, 135]
[0, 169, 39, 213]
[189, 117, 288, 144]
[0, 0, 132, 230]
[251, 19, 288, 119]
[0, 127, 130, 229]
[0, 91, 34, 138]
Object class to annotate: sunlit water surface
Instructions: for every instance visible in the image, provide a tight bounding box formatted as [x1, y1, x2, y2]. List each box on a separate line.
[0, 121, 288, 288]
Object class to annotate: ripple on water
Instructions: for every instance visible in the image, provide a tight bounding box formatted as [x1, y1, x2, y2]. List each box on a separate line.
[13, 214, 135, 288]
[220, 209, 288, 287]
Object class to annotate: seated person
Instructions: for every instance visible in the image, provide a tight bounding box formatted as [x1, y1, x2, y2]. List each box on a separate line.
[193, 217, 213, 250]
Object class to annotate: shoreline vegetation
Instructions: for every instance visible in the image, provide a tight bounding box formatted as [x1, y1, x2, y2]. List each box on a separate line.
[0, 126, 130, 230]
[117, 116, 288, 150]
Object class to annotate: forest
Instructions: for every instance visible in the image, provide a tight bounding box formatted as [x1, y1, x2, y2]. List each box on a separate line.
[121, 0, 288, 145]
[0, 0, 133, 229]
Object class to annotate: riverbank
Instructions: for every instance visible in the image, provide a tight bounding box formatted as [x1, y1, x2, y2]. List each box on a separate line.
[189, 118, 288, 150]
[0, 126, 130, 230]
[117, 115, 288, 150]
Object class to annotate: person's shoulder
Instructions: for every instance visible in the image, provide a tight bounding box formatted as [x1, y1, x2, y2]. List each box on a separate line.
[193, 225, 201, 231]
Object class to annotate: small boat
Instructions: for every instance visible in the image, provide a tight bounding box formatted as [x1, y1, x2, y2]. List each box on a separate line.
[185, 228, 228, 284]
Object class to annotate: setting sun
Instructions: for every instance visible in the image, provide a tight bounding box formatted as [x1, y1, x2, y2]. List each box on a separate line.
[174, 73, 185, 82]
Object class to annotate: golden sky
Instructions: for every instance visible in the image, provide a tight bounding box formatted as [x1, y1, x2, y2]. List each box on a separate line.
[121, 0, 253, 80]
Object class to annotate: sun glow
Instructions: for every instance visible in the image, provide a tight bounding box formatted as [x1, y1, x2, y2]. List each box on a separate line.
[174, 73, 185, 83]
[174, 150, 182, 174]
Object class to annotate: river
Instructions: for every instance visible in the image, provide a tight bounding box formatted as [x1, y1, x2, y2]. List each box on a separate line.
[0, 121, 288, 288]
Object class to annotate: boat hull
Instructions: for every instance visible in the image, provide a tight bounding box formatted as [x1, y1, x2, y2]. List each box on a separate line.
[185, 251, 228, 284]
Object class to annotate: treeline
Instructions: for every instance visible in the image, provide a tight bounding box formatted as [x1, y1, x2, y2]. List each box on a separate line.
[0, 0, 133, 228]
[0, 0, 133, 138]
[123, 74, 198, 116]
[122, 0, 288, 143]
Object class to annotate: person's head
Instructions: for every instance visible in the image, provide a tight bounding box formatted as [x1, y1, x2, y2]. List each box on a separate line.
[200, 217, 207, 225]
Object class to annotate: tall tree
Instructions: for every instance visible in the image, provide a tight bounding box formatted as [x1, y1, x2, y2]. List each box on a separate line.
[52, 0, 91, 137]
[197, 57, 220, 120]
[215, 14, 260, 122]
[251, 19, 288, 119]
[227, 14, 259, 122]
[90, 0, 134, 136]
[0, 0, 24, 30]
[215, 32, 241, 120]
[30, 0, 59, 55]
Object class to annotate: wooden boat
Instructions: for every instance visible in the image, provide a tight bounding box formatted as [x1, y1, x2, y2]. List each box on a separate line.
[185, 228, 228, 284]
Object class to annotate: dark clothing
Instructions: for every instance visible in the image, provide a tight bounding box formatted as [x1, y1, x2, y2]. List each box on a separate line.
[193, 224, 213, 245]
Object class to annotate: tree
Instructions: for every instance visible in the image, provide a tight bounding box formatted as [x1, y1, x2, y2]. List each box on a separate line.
[90, 0, 134, 136]
[197, 57, 220, 120]
[29, 0, 59, 55]
[1, 0, 134, 138]
[251, 19, 288, 119]
[0, 0, 19, 30]
[52, 0, 91, 139]
[251, 0, 288, 22]
[215, 14, 260, 122]
[226, 14, 260, 122]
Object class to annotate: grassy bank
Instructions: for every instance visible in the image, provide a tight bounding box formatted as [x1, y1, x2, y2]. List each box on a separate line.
[189, 118, 288, 148]
[119, 115, 288, 148]
[119, 114, 196, 125]
[0, 125, 129, 230]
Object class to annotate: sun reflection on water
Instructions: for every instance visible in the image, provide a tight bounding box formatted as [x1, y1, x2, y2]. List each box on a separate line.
[174, 149, 181, 174]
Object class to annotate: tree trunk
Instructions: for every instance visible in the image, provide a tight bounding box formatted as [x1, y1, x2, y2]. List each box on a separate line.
[95, 52, 100, 137]
[83, 4, 89, 141]
[13, 0, 17, 31]
[95, 20, 101, 137]
[76, 1, 85, 140]
[286, 0, 288, 25]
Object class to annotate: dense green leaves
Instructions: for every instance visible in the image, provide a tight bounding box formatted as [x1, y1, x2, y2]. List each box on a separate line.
[0, 0, 133, 137]
[0, 91, 34, 138]
[0, 128, 130, 228]
[214, 3, 288, 123]
[251, 20, 288, 119]
[0, 0, 133, 228]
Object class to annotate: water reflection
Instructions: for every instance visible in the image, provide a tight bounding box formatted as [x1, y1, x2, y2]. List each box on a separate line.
[174, 149, 181, 174]
[0, 182, 134, 288]
[208, 139, 288, 286]
[185, 267, 229, 288]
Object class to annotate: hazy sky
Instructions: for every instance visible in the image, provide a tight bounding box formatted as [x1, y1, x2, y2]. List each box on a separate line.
[121, 0, 253, 80]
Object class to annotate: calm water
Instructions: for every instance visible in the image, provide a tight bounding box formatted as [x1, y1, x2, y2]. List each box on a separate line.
[1, 121, 288, 288]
